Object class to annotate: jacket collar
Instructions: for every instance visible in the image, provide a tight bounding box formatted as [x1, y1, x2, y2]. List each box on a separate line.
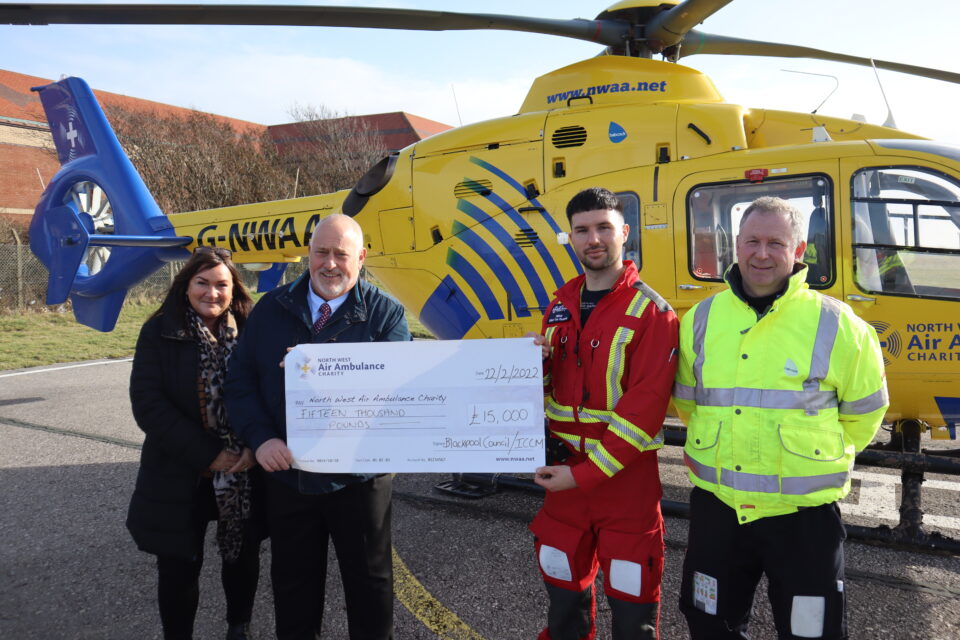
[277, 272, 369, 331]
[555, 260, 639, 305]
[725, 262, 809, 310]
[158, 308, 237, 341]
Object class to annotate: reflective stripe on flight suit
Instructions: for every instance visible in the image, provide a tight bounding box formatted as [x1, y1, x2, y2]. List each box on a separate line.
[546, 289, 664, 479]
[546, 395, 664, 479]
[543, 326, 558, 387]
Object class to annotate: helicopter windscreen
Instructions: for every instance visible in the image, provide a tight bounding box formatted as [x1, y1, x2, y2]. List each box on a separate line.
[852, 166, 960, 301]
[687, 175, 834, 287]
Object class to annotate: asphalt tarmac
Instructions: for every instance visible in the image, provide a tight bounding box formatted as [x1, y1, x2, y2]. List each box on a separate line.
[1, 358, 958, 639]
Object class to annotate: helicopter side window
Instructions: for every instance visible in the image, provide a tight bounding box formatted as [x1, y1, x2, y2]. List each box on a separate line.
[615, 191, 641, 267]
[852, 167, 960, 301]
[687, 175, 834, 288]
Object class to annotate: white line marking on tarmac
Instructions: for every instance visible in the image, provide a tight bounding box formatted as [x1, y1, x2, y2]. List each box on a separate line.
[843, 471, 898, 521]
[0, 358, 132, 378]
[843, 470, 960, 531]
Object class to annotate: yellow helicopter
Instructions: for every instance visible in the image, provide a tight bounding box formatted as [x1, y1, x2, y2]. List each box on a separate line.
[10, 0, 960, 440]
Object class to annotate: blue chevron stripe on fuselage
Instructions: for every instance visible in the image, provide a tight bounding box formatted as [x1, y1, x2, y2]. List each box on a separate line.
[456, 176, 565, 290]
[445, 247, 505, 320]
[468, 156, 583, 276]
[456, 199, 551, 309]
[451, 219, 531, 317]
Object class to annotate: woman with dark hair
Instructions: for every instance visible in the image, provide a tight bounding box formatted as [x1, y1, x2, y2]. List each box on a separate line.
[127, 247, 264, 640]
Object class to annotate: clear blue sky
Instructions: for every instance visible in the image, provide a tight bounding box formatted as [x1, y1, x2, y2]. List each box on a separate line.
[3, 1, 959, 143]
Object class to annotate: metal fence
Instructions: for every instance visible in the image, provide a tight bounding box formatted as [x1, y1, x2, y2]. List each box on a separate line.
[0, 237, 308, 312]
[0, 242, 48, 311]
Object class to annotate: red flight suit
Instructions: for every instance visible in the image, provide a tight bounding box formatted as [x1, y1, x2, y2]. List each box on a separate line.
[530, 261, 679, 640]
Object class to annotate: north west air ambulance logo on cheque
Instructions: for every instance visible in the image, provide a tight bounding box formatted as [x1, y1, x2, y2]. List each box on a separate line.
[298, 357, 315, 379]
[868, 321, 902, 367]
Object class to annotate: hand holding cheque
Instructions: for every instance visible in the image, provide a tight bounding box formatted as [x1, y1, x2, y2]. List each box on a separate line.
[283, 338, 546, 473]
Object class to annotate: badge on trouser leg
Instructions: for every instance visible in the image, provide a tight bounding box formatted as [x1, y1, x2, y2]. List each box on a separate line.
[608, 559, 643, 597]
[790, 595, 825, 638]
[539, 544, 574, 582]
[693, 571, 718, 615]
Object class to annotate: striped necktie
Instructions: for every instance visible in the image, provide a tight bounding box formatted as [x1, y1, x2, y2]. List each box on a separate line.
[312, 302, 331, 334]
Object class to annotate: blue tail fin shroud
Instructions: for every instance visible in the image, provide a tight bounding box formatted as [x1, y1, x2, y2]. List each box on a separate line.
[29, 77, 191, 331]
[257, 262, 289, 292]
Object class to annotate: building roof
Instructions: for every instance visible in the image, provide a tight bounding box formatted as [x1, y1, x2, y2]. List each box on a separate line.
[0, 68, 265, 134]
[269, 111, 452, 153]
[0, 68, 453, 224]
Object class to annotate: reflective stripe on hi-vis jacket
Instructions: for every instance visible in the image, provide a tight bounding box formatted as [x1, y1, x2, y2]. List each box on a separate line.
[672, 267, 888, 523]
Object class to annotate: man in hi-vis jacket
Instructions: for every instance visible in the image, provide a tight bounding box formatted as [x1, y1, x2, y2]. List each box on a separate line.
[673, 196, 888, 639]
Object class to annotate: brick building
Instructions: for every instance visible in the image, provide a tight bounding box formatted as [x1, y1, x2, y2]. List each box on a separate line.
[0, 68, 266, 231]
[0, 68, 451, 232]
[268, 111, 451, 156]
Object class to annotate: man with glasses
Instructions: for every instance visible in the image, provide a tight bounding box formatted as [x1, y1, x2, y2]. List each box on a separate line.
[226, 214, 409, 640]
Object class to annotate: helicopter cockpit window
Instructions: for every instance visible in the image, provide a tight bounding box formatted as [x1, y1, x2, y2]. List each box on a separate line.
[616, 192, 641, 267]
[852, 167, 960, 301]
[687, 175, 834, 287]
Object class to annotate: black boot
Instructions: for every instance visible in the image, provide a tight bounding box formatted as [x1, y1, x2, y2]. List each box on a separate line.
[225, 622, 251, 640]
[609, 598, 659, 640]
[544, 583, 594, 640]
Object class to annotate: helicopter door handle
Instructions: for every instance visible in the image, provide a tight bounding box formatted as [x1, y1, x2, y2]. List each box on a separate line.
[567, 95, 593, 107]
[847, 294, 876, 302]
[687, 123, 712, 145]
[679, 284, 704, 290]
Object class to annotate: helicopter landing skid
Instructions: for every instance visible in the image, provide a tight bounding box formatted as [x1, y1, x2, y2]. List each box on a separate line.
[434, 474, 500, 499]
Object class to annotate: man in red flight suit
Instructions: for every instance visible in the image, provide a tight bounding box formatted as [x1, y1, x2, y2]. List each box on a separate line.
[529, 187, 679, 640]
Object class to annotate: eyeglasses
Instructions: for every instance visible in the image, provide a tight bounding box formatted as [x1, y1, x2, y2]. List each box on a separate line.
[193, 246, 233, 259]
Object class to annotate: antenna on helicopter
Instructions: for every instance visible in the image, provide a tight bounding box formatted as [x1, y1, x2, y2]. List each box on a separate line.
[870, 58, 898, 129]
[781, 69, 839, 115]
[450, 84, 463, 127]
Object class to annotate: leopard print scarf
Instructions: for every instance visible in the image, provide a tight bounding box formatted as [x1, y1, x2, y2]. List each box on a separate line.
[187, 307, 251, 563]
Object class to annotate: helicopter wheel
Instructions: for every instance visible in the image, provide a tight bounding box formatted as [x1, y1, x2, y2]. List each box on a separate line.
[69, 180, 115, 277]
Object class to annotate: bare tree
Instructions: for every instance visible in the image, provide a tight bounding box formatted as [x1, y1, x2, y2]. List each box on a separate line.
[279, 104, 388, 197]
[105, 106, 295, 214]
[103, 102, 388, 214]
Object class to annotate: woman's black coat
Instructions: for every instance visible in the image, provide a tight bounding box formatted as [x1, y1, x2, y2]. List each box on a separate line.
[126, 311, 260, 559]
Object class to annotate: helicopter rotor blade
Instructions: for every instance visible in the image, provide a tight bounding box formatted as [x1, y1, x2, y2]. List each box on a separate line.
[5, 3, 956, 85]
[0, 3, 631, 48]
[645, 0, 733, 49]
[679, 30, 960, 85]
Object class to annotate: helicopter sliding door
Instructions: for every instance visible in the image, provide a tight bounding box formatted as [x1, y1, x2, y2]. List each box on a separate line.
[672, 163, 839, 314]
[402, 112, 559, 339]
[839, 159, 960, 434]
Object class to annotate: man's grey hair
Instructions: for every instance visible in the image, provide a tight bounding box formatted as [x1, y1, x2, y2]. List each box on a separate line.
[739, 196, 805, 245]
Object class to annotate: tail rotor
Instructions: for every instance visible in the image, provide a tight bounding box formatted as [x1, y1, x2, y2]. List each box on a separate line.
[29, 76, 192, 330]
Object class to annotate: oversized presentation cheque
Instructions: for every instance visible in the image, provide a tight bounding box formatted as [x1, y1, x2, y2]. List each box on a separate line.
[284, 338, 546, 473]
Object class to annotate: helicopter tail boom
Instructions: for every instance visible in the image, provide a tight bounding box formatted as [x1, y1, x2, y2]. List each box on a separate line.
[29, 77, 191, 331]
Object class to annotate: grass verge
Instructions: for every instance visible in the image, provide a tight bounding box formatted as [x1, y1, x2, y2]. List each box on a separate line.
[1, 298, 433, 371]
[1, 302, 155, 370]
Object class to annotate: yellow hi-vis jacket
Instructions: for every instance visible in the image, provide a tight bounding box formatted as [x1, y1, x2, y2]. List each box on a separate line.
[673, 266, 888, 524]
